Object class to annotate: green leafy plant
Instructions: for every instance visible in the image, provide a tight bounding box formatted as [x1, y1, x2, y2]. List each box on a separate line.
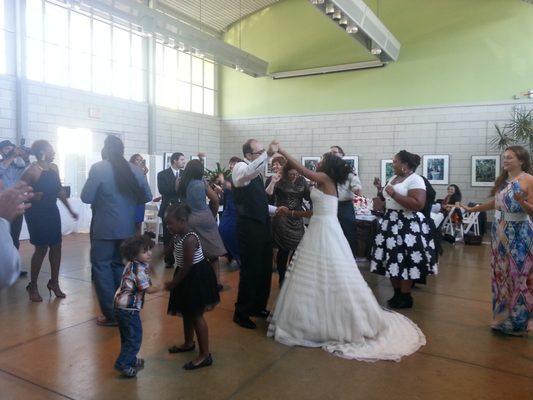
[204, 162, 230, 183]
[492, 107, 533, 155]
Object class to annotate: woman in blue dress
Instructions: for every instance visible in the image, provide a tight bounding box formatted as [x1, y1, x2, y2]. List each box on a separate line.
[218, 157, 242, 268]
[21, 140, 78, 302]
[129, 154, 150, 234]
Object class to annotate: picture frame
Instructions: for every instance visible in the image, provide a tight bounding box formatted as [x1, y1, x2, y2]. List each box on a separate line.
[342, 155, 359, 174]
[423, 155, 449, 185]
[381, 159, 394, 185]
[190, 155, 206, 166]
[163, 152, 173, 170]
[301, 156, 321, 173]
[471, 156, 500, 187]
[265, 160, 275, 177]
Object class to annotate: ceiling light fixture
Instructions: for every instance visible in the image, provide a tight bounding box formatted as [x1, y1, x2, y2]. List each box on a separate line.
[346, 24, 358, 33]
[309, 0, 401, 62]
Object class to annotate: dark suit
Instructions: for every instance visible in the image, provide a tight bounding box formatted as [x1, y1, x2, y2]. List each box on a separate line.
[157, 167, 180, 265]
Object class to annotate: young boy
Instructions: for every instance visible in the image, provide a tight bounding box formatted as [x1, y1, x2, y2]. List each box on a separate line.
[113, 233, 159, 377]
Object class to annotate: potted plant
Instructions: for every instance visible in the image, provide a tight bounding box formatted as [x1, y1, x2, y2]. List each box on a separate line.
[491, 107, 533, 155]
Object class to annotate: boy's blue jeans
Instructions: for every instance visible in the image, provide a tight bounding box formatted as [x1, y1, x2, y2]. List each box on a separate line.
[115, 309, 142, 370]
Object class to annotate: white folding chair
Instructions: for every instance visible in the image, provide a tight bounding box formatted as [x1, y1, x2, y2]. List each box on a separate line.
[440, 206, 457, 236]
[461, 210, 480, 237]
[141, 203, 161, 242]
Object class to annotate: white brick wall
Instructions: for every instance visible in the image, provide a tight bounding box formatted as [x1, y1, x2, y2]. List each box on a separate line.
[3, 73, 532, 207]
[0, 75, 219, 170]
[220, 102, 532, 205]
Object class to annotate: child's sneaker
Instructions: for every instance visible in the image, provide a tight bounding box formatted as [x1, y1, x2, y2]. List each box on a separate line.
[115, 365, 137, 378]
[135, 358, 145, 370]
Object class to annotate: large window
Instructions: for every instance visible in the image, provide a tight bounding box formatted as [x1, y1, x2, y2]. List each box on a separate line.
[26, 0, 146, 101]
[155, 42, 216, 116]
[0, 0, 6, 74]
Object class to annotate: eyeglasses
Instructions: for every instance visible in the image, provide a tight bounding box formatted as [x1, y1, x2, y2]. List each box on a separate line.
[251, 150, 264, 155]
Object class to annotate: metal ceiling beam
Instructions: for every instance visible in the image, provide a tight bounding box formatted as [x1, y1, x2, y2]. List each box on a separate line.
[309, 0, 401, 63]
[75, 0, 268, 77]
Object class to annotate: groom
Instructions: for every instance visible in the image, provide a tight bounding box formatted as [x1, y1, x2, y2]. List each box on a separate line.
[232, 139, 277, 329]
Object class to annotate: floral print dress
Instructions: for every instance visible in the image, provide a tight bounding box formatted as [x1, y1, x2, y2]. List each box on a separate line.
[370, 174, 438, 280]
[491, 177, 533, 334]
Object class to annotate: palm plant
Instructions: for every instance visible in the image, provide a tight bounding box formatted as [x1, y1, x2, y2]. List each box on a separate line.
[204, 162, 230, 183]
[491, 107, 533, 155]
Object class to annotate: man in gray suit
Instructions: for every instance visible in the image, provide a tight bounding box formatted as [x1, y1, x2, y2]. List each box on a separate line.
[81, 136, 152, 326]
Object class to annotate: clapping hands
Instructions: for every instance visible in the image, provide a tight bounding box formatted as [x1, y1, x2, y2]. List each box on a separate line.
[267, 141, 279, 157]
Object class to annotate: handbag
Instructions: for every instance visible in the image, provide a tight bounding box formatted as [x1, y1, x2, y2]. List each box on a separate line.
[464, 233, 482, 246]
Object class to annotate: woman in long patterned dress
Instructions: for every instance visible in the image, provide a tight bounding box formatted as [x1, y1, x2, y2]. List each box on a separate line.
[464, 146, 532, 336]
[268, 165, 311, 286]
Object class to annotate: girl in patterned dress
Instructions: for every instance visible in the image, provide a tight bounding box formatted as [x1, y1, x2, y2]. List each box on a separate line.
[165, 204, 220, 369]
[370, 150, 438, 309]
[464, 146, 532, 336]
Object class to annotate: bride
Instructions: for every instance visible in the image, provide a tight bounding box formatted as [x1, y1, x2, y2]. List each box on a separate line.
[268, 142, 426, 362]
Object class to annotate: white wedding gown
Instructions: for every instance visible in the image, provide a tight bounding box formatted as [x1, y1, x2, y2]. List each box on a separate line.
[268, 188, 426, 362]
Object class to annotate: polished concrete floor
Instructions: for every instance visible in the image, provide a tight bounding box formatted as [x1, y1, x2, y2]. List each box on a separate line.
[0, 234, 531, 400]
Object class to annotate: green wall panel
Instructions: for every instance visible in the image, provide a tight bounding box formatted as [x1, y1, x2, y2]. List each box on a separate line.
[220, 0, 533, 117]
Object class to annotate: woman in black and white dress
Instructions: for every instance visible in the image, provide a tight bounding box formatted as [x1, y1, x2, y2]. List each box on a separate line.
[370, 150, 438, 309]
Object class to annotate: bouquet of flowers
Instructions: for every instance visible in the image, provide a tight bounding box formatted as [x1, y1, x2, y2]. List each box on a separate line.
[353, 195, 373, 214]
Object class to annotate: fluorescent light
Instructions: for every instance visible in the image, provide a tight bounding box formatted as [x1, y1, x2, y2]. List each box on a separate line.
[271, 60, 384, 79]
[332, 10, 342, 20]
[325, 3, 335, 14]
[371, 48, 382, 55]
[339, 16, 348, 26]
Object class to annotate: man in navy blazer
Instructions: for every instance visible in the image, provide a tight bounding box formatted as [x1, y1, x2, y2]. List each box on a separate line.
[81, 136, 152, 326]
[157, 152, 185, 267]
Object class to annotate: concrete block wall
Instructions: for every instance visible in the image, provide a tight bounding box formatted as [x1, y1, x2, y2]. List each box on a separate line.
[0, 75, 220, 171]
[220, 102, 532, 205]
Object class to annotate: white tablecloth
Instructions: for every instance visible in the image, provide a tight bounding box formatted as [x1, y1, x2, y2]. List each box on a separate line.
[20, 198, 92, 241]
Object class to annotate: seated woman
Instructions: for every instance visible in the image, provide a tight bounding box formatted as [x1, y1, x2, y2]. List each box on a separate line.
[440, 184, 463, 233]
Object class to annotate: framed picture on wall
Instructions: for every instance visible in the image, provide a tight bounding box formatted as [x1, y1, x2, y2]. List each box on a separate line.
[471, 156, 500, 186]
[381, 159, 394, 185]
[163, 152, 173, 170]
[423, 155, 449, 185]
[343, 155, 359, 174]
[301, 156, 321, 172]
[265, 160, 275, 177]
[190, 154, 206, 166]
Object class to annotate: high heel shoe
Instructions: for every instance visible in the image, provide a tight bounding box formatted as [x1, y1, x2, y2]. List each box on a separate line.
[26, 282, 43, 302]
[47, 280, 66, 298]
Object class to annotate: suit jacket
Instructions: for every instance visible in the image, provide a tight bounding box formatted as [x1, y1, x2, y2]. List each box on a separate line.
[157, 167, 180, 219]
[81, 160, 152, 240]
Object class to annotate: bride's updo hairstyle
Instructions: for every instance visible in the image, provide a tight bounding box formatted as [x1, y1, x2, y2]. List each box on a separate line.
[318, 153, 351, 185]
[396, 150, 421, 171]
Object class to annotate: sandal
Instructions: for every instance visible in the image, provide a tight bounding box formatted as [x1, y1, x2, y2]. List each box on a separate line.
[168, 343, 195, 353]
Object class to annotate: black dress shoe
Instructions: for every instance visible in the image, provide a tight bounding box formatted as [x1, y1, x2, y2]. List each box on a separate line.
[168, 343, 195, 353]
[251, 309, 270, 318]
[233, 313, 256, 329]
[389, 293, 413, 309]
[183, 354, 213, 370]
